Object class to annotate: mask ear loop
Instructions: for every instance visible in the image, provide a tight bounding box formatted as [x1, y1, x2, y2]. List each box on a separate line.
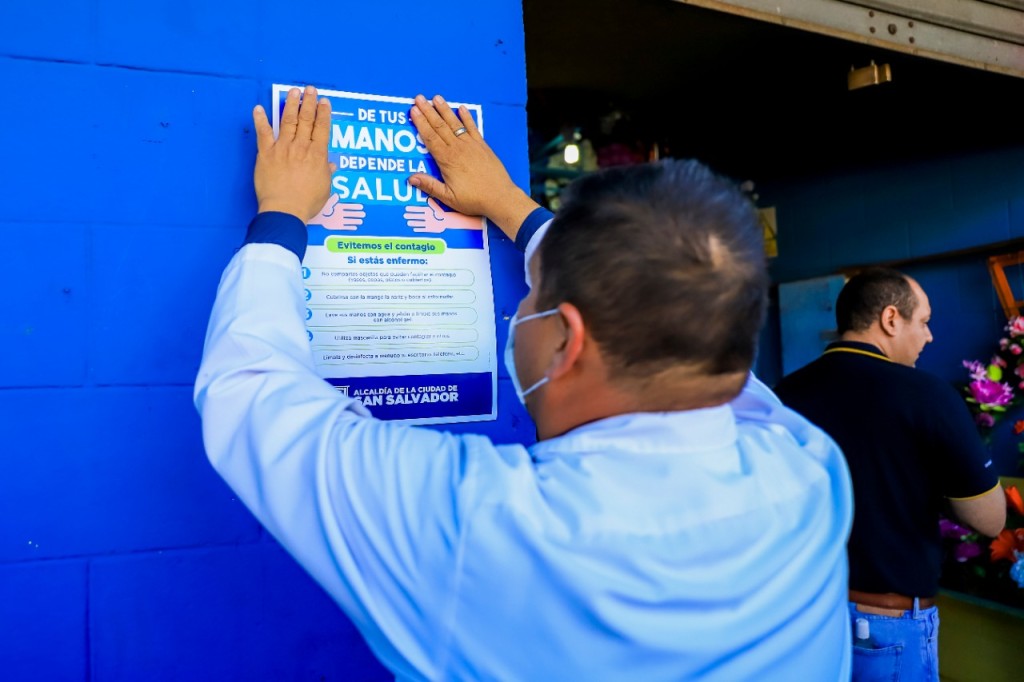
[519, 373, 550, 401]
[517, 308, 561, 326]
[505, 308, 561, 405]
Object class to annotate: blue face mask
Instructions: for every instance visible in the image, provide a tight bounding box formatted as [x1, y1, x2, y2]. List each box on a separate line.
[504, 308, 560, 405]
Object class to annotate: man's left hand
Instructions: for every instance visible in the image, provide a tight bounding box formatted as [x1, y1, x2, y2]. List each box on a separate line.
[252, 85, 336, 222]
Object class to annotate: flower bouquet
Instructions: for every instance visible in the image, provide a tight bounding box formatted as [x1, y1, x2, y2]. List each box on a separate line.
[990, 484, 1024, 589]
[961, 316, 1024, 460]
[939, 482, 1024, 609]
[962, 365, 1016, 431]
[940, 315, 1024, 608]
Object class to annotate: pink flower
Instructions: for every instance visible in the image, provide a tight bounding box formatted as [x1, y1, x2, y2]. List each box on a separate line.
[954, 542, 983, 562]
[1001, 338, 1011, 350]
[968, 379, 1013, 407]
[1012, 345, 1022, 356]
[976, 412, 996, 428]
[992, 355, 1008, 368]
[1014, 365, 1024, 378]
[1008, 317, 1024, 338]
[940, 518, 973, 539]
[963, 360, 987, 382]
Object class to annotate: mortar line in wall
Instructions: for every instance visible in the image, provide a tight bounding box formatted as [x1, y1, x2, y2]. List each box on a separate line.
[0, 52, 524, 98]
[0, 219, 248, 231]
[84, 559, 92, 682]
[93, 382, 198, 388]
[89, 0, 99, 63]
[0, 53, 259, 84]
[0, 53, 92, 67]
[92, 61, 258, 83]
[0, 383, 196, 392]
[0, 385, 88, 391]
[0, 540, 268, 566]
[472, 99, 528, 108]
[84, 222, 96, 389]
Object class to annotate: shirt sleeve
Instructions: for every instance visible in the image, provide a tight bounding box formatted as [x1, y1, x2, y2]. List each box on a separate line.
[730, 373, 855, 545]
[194, 242, 481, 677]
[514, 207, 554, 291]
[926, 378, 999, 499]
[242, 211, 308, 261]
[513, 206, 554, 253]
[731, 374, 848, 467]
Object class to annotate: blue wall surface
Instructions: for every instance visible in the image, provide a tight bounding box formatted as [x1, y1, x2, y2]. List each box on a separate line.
[760, 145, 1024, 473]
[0, 2, 530, 679]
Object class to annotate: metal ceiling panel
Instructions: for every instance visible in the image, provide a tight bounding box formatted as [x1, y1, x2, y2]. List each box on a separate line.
[674, 0, 1024, 78]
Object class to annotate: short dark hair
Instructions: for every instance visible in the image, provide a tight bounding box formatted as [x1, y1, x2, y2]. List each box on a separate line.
[536, 159, 768, 379]
[835, 268, 916, 334]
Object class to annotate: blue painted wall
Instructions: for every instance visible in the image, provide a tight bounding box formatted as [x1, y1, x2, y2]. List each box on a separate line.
[0, 2, 530, 679]
[759, 145, 1024, 474]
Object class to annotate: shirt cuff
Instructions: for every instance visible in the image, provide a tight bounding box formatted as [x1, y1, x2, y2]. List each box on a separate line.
[243, 212, 307, 261]
[514, 207, 555, 253]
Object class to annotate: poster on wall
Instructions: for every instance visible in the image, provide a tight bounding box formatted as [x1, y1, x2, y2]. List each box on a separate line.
[272, 84, 497, 425]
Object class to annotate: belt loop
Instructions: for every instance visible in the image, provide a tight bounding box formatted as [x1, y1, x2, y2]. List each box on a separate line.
[913, 597, 921, 618]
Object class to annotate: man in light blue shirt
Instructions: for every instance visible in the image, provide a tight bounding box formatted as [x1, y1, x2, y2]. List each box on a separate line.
[196, 86, 853, 680]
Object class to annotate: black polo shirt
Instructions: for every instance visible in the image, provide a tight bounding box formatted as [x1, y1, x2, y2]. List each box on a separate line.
[774, 341, 998, 597]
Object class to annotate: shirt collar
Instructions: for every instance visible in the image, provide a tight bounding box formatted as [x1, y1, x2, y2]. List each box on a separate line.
[823, 340, 891, 362]
[529, 406, 737, 463]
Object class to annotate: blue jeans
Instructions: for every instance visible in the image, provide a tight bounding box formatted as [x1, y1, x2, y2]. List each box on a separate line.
[848, 600, 939, 682]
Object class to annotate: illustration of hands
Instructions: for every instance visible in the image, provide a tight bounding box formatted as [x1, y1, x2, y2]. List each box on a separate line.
[309, 194, 365, 230]
[403, 197, 483, 234]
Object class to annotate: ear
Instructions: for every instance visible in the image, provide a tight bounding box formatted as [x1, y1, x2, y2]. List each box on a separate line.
[545, 302, 586, 380]
[879, 305, 901, 337]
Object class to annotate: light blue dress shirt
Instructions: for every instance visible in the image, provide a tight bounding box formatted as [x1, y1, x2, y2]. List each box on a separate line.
[196, 240, 853, 681]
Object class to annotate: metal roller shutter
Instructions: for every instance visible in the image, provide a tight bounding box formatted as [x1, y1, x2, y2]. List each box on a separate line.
[674, 0, 1024, 78]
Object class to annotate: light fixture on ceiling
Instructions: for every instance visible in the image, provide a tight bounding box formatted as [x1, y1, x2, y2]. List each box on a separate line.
[564, 142, 580, 164]
[563, 128, 583, 164]
[848, 61, 892, 90]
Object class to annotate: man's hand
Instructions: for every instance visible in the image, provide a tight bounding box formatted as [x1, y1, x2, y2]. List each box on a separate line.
[252, 85, 336, 223]
[408, 95, 539, 241]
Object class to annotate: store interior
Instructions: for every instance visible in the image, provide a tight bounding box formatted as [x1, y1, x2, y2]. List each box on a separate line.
[523, 0, 1024, 197]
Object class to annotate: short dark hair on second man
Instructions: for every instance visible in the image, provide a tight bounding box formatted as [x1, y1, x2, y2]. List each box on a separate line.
[835, 268, 916, 334]
[536, 159, 768, 380]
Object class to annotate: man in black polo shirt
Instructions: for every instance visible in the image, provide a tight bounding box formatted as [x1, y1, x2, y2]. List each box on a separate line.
[774, 268, 1005, 682]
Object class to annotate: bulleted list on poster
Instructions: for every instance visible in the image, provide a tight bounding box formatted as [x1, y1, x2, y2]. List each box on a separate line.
[273, 84, 497, 424]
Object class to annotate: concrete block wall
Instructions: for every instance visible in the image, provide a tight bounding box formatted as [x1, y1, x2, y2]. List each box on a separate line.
[0, 2, 530, 679]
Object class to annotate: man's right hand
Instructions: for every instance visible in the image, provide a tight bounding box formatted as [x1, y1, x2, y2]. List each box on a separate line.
[408, 94, 539, 241]
[252, 85, 336, 223]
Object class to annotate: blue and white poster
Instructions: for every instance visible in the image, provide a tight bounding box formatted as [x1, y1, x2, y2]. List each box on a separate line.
[273, 84, 498, 424]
